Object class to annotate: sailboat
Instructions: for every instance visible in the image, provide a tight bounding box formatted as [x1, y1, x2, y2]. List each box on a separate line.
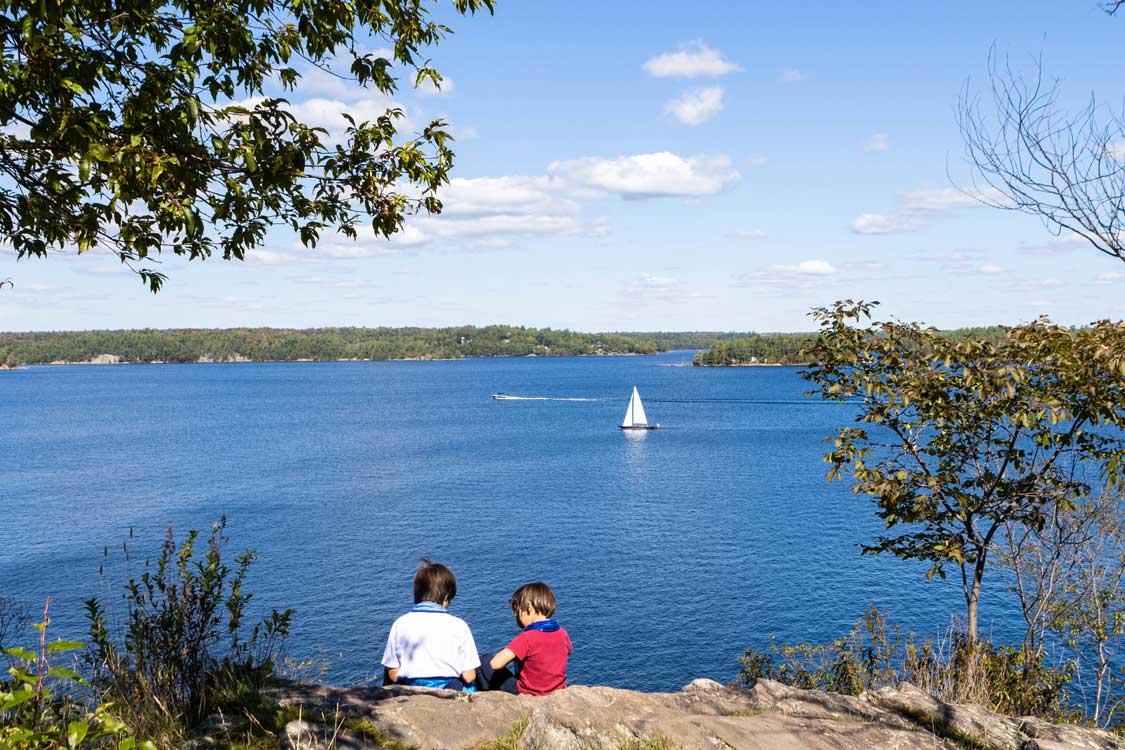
[620, 386, 659, 430]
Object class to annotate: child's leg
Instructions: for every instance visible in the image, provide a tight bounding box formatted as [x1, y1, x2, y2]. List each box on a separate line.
[474, 653, 519, 693]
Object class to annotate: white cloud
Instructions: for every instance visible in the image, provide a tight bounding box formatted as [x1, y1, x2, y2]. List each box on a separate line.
[436, 175, 573, 217]
[1105, 141, 1125, 161]
[622, 272, 696, 303]
[292, 67, 358, 98]
[780, 69, 806, 83]
[233, 95, 409, 144]
[418, 213, 599, 240]
[851, 213, 914, 235]
[643, 42, 741, 78]
[1096, 271, 1125, 284]
[638, 273, 678, 288]
[852, 187, 1004, 234]
[416, 75, 454, 97]
[286, 96, 409, 140]
[664, 87, 724, 125]
[789, 259, 836, 275]
[246, 249, 292, 266]
[732, 229, 768, 239]
[549, 152, 739, 198]
[919, 251, 982, 272]
[747, 153, 769, 167]
[978, 263, 1005, 274]
[863, 133, 890, 153]
[900, 187, 999, 212]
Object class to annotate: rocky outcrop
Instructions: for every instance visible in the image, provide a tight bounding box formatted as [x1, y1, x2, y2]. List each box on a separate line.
[259, 678, 1123, 750]
[47, 353, 123, 365]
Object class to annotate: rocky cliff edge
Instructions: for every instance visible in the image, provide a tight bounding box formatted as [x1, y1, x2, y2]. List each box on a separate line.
[242, 678, 1124, 750]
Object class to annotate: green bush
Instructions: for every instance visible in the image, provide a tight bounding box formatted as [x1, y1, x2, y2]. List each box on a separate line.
[734, 605, 1074, 721]
[1, 600, 151, 750]
[85, 518, 293, 745]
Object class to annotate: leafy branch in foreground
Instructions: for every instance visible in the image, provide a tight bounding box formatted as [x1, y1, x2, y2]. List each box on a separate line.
[802, 300, 1125, 646]
[0, 0, 493, 291]
[1, 598, 151, 750]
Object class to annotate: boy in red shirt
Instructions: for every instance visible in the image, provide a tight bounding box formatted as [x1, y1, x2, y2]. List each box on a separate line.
[476, 582, 572, 695]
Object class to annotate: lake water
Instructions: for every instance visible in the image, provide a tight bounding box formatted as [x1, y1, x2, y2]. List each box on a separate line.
[0, 351, 1019, 691]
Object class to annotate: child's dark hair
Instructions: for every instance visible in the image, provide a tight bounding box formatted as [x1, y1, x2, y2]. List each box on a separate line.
[414, 557, 457, 605]
[510, 582, 557, 618]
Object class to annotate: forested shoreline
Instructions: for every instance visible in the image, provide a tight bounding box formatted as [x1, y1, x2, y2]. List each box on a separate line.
[0, 326, 764, 367]
[692, 326, 1012, 366]
[0, 326, 1023, 368]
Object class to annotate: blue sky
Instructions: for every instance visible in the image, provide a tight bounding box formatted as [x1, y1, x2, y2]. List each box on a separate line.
[4, 0, 1125, 332]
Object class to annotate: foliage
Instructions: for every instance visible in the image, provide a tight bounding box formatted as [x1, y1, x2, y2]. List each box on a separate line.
[692, 334, 819, 366]
[734, 606, 1074, 721]
[1, 600, 151, 750]
[801, 300, 1125, 643]
[614, 331, 755, 351]
[85, 518, 293, 743]
[692, 327, 1009, 367]
[0, 325, 664, 365]
[1002, 487, 1125, 728]
[0, 0, 493, 291]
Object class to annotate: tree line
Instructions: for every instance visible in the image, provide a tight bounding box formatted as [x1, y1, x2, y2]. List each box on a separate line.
[693, 326, 1012, 366]
[0, 326, 677, 366]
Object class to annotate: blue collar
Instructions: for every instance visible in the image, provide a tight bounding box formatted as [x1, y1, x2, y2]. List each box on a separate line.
[524, 618, 560, 632]
[411, 601, 450, 613]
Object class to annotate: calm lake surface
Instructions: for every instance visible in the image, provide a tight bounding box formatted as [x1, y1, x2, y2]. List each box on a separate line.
[1, 351, 1020, 690]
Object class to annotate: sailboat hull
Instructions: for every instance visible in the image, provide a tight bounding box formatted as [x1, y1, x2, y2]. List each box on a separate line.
[619, 425, 659, 430]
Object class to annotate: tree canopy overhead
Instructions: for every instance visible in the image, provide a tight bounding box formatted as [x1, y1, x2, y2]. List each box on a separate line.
[0, 0, 492, 291]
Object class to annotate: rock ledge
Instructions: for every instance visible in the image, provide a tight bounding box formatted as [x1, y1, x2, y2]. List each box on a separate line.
[261, 679, 1123, 750]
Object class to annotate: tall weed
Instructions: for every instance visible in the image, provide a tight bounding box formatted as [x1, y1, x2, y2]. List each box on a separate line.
[85, 518, 293, 743]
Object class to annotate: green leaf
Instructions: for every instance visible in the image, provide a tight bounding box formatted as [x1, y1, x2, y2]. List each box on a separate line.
[2, 646, 36, 661]
[0, 686, 35, 710]
[48, 666, 88, 685]
[47, 639, 85, 653]
[67, 720, 89, 748]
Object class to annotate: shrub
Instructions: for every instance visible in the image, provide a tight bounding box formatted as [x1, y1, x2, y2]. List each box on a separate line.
[734, 605, 1073, 721]
[85, 518, 293, 743]
[1, 599, 150, 750]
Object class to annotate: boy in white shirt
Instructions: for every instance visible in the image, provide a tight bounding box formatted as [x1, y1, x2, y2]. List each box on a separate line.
[381, 558, 480, 691]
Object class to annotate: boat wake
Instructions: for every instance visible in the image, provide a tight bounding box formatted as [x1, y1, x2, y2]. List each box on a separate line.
[492, 394, 617, 401]
[493, 395, 860, 405]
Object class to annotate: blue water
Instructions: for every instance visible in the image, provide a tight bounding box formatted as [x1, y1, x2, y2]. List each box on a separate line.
[0, 351, 1019, 691]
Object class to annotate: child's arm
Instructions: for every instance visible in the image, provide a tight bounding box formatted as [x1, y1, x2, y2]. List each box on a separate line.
[490, 648, 517, 670]
[386, 667, 399, 683]
[461, 667, 477, 684]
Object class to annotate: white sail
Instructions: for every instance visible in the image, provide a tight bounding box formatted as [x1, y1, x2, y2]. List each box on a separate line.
[622, 386, 648, 427]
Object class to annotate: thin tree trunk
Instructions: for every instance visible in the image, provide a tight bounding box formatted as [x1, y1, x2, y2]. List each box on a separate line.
[966, 556, 987, 646]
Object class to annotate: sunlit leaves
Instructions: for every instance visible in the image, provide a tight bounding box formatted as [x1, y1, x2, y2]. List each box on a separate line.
[0, 0, 495, 291]
[802, 300, 1125, 641]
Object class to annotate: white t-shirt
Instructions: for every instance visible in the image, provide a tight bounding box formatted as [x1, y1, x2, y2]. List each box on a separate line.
[381, 609, 480, 679]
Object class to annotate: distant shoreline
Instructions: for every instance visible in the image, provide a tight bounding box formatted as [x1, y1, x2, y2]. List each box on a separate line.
[1, 350, 666, 369]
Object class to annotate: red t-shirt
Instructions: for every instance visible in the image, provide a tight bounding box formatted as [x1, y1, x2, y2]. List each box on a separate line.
[506, 627, 572, 696]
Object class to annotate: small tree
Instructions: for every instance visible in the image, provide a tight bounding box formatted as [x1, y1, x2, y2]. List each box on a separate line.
[802, 301, 1125, 645]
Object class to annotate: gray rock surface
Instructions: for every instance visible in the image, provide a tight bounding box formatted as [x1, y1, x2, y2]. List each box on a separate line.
[263, 679, 1124, 750]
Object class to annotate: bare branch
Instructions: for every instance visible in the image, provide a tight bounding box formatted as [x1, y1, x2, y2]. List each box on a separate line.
[957, 50, 1125, 263]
